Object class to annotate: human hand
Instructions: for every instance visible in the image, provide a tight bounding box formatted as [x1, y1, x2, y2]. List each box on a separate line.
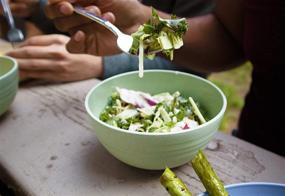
[6, 34, 103, 82]
[0, 0, 39, 18]
[44, 0, 150, 55]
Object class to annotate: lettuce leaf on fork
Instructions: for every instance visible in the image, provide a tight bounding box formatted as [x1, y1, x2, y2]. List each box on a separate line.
[129, 8, 188, 77]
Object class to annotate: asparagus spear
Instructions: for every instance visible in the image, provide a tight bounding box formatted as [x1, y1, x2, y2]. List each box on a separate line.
[160, 167, 192, 196]
[189, 97, 206, 124]
[191, 150, 228, 196]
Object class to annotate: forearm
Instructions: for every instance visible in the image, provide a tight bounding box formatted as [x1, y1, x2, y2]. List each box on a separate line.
[174, 14, 244, 73]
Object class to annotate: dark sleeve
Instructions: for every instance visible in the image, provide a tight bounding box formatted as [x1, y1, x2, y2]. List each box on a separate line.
[141, 0, 176, 14]
[142, 0, 215, 17]
[173, 0, 215, 17]
[27, 0, 60, 34]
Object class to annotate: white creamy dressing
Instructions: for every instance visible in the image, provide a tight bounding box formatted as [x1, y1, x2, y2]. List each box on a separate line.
[138, 40, 144, 78]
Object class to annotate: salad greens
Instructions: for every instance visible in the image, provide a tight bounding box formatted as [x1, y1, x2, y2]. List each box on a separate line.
[129, 8, 188, 77]
[99, 88, 206, 133]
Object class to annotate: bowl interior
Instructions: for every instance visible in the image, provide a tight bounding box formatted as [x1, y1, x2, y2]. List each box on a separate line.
[87, 70, 225, 125]
[0, 57, 16, 79]
[200, 182, 285, 196]
[0, 56, 18, 116]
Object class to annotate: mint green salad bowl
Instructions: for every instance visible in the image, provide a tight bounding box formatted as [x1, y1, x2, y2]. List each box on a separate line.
[85, 70, 227, 170]
[0, 56, 18, 116]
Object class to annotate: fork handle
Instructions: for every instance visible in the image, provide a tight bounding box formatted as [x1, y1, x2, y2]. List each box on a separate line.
[0, 0, 16, 28]
[74, 6, 122, 37]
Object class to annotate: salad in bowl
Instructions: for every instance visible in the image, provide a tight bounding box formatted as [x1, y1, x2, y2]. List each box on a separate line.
[100, 88, 206, 133]
[85, 70, 226, 169]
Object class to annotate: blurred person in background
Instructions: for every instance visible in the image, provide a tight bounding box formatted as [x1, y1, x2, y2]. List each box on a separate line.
[1, 0, 214, 82]
[44, 0, 284, 156]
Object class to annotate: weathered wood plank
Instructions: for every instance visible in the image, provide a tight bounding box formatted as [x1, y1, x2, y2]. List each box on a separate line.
[0, 79, 284, 196]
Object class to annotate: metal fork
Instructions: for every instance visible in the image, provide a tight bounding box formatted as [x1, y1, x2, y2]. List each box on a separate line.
[74, 6, 133, 53]
[0, 0, 24, 46]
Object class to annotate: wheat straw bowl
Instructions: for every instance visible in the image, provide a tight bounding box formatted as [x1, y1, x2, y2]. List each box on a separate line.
[85, 70, 226, 170]
[0, 56, 18, 116]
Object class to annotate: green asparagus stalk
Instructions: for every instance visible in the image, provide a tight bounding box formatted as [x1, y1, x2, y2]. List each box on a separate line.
[160, 167, 192, 196]
[189, 97, 206, 124]
[191, 150, 228, 196]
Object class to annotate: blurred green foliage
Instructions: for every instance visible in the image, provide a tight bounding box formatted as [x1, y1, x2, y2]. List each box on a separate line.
[208, 62, 252, 132]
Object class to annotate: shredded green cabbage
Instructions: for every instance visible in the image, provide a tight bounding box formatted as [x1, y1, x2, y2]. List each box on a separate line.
[129, 8, 188, 61]
[99, 88, 206, 133]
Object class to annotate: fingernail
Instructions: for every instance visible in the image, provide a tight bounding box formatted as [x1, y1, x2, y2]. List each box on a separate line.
[60, 5, 71, 15]
[85, 6, 100, 15]
[74, 31, 84, 42]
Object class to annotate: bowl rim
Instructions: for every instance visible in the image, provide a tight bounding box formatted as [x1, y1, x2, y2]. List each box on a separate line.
[85, 70, 227, 136]
[225, 182, 285, 189]
[199, 182, 285, 195]
[0, 56, 18, 80]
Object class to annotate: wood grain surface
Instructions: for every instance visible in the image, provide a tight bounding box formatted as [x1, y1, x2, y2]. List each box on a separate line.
[0, 79, 284, 196]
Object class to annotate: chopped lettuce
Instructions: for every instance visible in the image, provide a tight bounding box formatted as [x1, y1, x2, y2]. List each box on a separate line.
[129, 8, 188, 61]
[99, 88, 206, 133]
[129, 8, 188, 78]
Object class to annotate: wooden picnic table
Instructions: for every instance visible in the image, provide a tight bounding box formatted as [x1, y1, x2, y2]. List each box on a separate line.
[0, 78, 284, 196]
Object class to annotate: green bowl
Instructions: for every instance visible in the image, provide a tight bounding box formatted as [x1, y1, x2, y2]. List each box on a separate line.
[85, 70, 226, 170]
[0, 56, 18, 116]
